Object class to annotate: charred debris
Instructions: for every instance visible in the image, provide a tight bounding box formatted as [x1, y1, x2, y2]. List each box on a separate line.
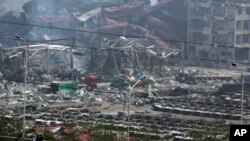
[0, 0, 187, 82]
[0, 0, 249, 140]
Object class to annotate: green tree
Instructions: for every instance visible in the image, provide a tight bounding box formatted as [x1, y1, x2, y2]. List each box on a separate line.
[0, 115, 22, 137]
[188, 125, 228, 141]
[43, 131, 56, 141]
[63, 129, 78, 141]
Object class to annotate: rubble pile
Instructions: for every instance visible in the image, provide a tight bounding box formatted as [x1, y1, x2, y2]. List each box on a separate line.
[0, 0, 247, 140]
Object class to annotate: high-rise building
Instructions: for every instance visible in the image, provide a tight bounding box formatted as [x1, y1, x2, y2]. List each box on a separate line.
[187, 0, 250, 61]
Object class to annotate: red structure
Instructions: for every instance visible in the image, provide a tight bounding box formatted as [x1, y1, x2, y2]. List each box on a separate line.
[85, 73, 97, 91]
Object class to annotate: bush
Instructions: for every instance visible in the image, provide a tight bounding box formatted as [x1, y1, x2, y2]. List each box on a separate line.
[43, 131, 56, 141]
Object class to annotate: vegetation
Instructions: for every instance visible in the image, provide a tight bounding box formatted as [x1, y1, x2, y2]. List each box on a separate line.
[43, 131, 56, 141]
[89, 123, 116, 141]
[62, 129, 79, 141]
[88, 122, 167, 141]
[0, 115, 22, 138]
[0, 114, 230, 141]
[188, 125, 229, 141]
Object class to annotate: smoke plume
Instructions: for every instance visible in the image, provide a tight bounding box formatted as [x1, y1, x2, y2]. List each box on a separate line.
[0, 0, 31, 17]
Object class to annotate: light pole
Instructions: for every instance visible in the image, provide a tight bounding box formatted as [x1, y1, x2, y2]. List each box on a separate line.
[232, 63, 244, 124]
[16, 35, 28, 138]
[241, 71, 244, 124]
[127, 74, 145, 141]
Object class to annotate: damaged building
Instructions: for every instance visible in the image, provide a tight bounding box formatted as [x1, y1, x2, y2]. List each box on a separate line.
[187, 0, 250, 64]
[1, 1, 250, 140]
[0, 43, 84, 82]
[0, 0, 188, 74]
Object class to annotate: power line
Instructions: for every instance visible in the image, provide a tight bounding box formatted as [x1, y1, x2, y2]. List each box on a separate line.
[0, 36, 250, 65]
[0, 36, 248, 65]
[0, 20, 239, 49]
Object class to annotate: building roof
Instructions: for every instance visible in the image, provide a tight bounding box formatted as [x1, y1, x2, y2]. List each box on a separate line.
[73, 8, 101, 23]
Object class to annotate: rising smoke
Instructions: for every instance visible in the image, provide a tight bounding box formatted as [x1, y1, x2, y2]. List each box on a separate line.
[0, 0, 31, 17]
[0, 0, 94, 73]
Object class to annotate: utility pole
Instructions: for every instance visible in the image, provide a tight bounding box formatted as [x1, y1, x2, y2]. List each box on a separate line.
[90, 44, 95, 72]
[127, 74, 146, 141]
[232, 63, 245, 124]
[218, 47, 221, 69]
[23, 40, 28, 139]
[241, 71, 244, 124]
[47, 48, 50, 75]
[133, 42, 136, 71]
[181, 42, 184, 73]
[123, 91, 126, 113]
[112, 51, 119, 75]
[71, 38, 76, 79]
[157, 47, 162, 72]
[15, 35, 28, 139]
[135, 48, 141, 73]
[70, 38, 75, 70]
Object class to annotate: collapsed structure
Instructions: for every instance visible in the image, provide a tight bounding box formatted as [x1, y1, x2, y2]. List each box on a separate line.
[0, 0, 187, 80]
[1, 0, 250, 140]
[0, 43, 84, 82]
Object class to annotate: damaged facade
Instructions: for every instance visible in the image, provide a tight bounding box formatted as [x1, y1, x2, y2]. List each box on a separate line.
[0, 43, 83, 82]
[187, 0, 250, 63]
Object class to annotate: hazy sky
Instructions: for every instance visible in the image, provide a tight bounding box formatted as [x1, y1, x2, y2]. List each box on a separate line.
[0, 0, 30, 16]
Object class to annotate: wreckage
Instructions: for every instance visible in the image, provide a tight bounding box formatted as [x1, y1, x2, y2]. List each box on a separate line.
[0, 0, 187, 82]
[0, 1, 247, 140]
[0, 43, 84, 82]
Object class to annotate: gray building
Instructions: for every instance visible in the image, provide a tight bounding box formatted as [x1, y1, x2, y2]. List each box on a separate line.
[187, 0, 250, 62]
